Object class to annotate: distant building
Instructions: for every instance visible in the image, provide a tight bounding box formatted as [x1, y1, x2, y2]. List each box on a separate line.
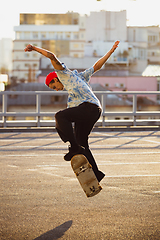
[12, 11, 160, 83]
[0, 38, 12, 73]
[12, 12, 86, 82]
[90, 75, 157, 102]
[127, 26, 160, 74]
[86, 10, 127, 42]
[12, 11, 128, 82]
[0, 74, 8, 91]
[142, 64, 160, 103]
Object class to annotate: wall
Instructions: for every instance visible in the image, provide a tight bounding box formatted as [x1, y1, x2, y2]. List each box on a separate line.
[90, 76, 157, 101]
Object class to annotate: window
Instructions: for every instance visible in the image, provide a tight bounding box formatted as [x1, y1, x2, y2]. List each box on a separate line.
[148, 36, 152, 42]
[41, 32, 46, 39]
[24, 32, 30, 39]
[65, 32, 71, 39]
[16, 65, 20, 70]
[33, 32, 38, 39]
[16, 32, 20, 40]
[148, 35, 158, 43]
[24, 53, 29, 58]
[33, 53, 38, 58]
[73, 44, 79, 48]
[74, 33, 79, 39]
[133, 29, 136, 42]
[157, 81, 160, 100]
[115, 83, 119, 87]
[140, 50, 144, 58]
[120, 83, 125, 88]
[49, 32, 55, 39]
[115, 83, 125, 88]
[57, 32, 63, 39]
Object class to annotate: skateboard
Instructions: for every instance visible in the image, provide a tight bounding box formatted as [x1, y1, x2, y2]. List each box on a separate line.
[71, 154, 102, 197]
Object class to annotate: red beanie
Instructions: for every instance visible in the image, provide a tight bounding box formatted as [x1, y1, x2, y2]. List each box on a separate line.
[45, 72, 58, 86]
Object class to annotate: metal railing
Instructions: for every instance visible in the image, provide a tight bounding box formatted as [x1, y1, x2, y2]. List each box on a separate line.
[0, 91, 160, 128]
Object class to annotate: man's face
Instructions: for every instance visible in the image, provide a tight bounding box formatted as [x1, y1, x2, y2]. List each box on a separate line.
[49, 78, 64, 91]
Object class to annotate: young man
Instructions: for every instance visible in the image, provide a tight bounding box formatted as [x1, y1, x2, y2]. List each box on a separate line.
[24, 41, 119, 182]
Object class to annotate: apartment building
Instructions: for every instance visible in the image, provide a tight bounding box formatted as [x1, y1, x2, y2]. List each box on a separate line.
[0, 38, 12, 73]
[127, 26, 160, 74]
[86, 10, 127, 42]
[12, 12, 86, 82]
[12, 11, 128, 82]
[12, 11, 160, 82]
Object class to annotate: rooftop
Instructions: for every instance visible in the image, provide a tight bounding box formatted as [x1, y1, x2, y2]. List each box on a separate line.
[142, 65, 160, 77]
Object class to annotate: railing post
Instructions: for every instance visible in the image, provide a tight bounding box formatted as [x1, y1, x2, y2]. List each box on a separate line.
[36, 93, 41, 127]
[2, 93, 7, 128]
[133, 94, 137, 126]
[101, 93, 105, 126]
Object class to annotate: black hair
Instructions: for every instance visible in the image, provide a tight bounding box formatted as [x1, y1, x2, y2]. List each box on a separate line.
[49, 77, 61, 84]
[49, 79, 55, 84]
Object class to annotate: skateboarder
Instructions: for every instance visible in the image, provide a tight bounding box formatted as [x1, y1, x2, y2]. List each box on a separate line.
[24, 41, 119, 182]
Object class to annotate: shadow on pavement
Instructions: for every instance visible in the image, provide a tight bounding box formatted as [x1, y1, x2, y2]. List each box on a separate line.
[33, 220, 73, 240]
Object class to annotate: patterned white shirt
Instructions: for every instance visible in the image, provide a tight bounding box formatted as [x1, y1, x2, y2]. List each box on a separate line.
[54, 63, 102, 109]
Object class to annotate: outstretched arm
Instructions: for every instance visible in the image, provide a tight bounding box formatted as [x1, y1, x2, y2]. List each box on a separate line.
[24, 44, 64, 70]
[93, 41, 120, 73]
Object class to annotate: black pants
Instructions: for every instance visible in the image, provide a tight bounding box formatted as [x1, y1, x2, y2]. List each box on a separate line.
[55, 102, 102, 177]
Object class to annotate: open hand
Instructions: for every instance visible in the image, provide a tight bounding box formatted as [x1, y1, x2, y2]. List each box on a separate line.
[111, 41, 120, 52]
[24, 44, 34, 52]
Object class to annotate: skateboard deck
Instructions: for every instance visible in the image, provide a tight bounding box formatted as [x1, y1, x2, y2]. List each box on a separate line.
[71, 154, 102, 197]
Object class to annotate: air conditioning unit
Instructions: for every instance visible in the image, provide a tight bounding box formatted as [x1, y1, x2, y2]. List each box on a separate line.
[115, 83, 125, 88]
[115, 83, 120, 87]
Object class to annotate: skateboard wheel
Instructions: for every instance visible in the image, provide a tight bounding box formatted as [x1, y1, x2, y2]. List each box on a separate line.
[90, 186, 95, 192]
[80, 166, 85, 171]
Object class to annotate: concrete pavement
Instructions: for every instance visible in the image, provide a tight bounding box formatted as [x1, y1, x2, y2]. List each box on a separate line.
[0, 131, 160, 240]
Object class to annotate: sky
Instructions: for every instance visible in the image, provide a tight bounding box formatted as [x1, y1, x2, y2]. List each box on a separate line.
[0, 0, 160, 40]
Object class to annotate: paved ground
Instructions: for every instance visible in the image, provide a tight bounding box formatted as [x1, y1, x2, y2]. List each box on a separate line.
[0, 130, 160, 240]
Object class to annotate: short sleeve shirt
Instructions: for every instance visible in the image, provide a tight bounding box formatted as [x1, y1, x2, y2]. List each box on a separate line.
[54, 63, 102, 109]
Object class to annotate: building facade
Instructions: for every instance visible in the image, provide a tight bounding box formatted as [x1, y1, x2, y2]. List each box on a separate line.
[12, 11, 160, 83]
[127, 26, 160, 74]
[86, 10, 127, 42]
[12, 11, 128, 82]
[12, 13, 86, 82]
[0, 38, 13, 74]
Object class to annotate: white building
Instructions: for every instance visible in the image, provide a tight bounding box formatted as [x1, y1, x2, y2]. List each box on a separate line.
[13, 11, 160, 81]
[0, 38, 13, 73]
[86, 10, 127, 42]
[12, 11, 128, 82]
[12, 13, 86, 82]
[127, 26, 160, 74]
